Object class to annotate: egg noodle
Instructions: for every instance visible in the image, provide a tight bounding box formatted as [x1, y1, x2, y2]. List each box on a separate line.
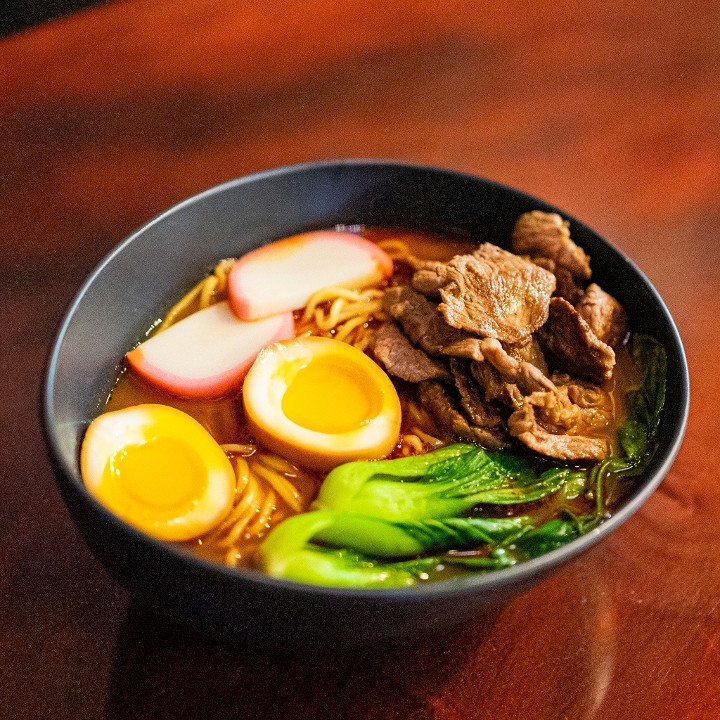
[205, 445, 317, 566]
[157, 257, 236, 331]
[398, 398, 445, 456]
[295, 286, 385, 350]
[155, 242, 443, 566]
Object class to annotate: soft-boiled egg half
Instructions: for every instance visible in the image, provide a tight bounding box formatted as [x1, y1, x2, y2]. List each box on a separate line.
[81, 404, 235, 541]
[243, 337, 401, 471]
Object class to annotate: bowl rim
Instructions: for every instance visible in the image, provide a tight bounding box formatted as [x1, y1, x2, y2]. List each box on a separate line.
[42, 157, 691, 603]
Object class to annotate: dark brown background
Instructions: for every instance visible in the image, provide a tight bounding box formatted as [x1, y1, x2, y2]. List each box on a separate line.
[2, 1, 718, 718]
[0, 0, 105, 35]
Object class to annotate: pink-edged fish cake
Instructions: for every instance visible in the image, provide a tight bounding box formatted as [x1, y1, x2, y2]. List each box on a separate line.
[126, 301, 294, 399]
[227, 230, 393, 320]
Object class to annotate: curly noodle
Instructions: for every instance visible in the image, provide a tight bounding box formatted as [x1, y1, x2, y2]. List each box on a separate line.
[295, 286, 386, 350]
[157, 258, 235, 331]
[203, 445, 318, 567]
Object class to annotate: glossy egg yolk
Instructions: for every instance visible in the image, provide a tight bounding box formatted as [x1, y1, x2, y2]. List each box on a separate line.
[243, 337, 401, 471]
[282, 357, 380, 433]
[80, 404, 235, 541]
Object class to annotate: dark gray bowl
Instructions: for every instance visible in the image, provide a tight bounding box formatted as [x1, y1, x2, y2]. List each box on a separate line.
[43, 160, 689, 648]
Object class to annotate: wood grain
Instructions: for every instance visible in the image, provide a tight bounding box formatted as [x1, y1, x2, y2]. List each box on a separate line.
[2, 1, 719, 718]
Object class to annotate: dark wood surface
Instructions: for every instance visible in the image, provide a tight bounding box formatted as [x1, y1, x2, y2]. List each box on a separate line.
[2, 1, 718, 718]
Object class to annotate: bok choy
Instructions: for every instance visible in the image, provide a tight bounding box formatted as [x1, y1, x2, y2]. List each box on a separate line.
[258, 510, 580, 587]
[314, 444, 584, 520]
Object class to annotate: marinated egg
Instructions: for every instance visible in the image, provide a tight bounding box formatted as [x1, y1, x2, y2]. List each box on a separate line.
[80, 404, 235, 541]
[243, 337, 401, 471]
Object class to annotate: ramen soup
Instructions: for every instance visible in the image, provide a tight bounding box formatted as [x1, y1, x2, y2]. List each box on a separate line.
[81, 216, 667, 588]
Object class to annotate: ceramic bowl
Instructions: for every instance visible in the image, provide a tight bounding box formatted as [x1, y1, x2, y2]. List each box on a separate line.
[43, 160, 689, 648]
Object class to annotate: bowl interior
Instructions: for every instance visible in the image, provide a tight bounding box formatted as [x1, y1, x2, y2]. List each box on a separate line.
[43, 160, 689, 645]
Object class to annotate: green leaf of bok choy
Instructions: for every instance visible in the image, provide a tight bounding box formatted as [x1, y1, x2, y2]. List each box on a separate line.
[314, 444, 584, 520]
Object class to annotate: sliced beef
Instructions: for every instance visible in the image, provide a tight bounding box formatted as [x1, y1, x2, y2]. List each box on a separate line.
[418, 380, 507, 449]
[401, 256, 444, 272]
[537, 297, 615, 384]
[383, 284, 467, 353]
[479, 338, 556, 396]
[378, 217, 622, 463]
[470, 360, 524, 409]
[449, 358, 506, 432]
[562, 378, 615, 431]
[522, 380, 613, 436]
[507, 379, 612, 461]
[505, 337, 550, 377]
[465, 337, 555, 411]
[511, 210, 592, 281]
[383, 284, 560, 387]
[411, 268, 445, 298]
[439, 337, 486, 362]
[554, 267, 585, 305]
[507, 399, 610, 461]
[372, 321, 451, 383]
[434, 243, 556, 344]
[575, 283, 628, 348]
[529, 255, 584, 304]
[382, 285, 485, 362]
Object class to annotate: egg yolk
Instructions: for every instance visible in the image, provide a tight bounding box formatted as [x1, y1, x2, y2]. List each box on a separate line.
[110, 437, 206, 510]
[281, 357, 380, 434]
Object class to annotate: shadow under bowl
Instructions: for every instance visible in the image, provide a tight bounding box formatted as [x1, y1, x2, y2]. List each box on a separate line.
[42, 159, 689, 649]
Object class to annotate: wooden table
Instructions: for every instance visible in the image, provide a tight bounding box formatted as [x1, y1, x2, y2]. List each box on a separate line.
[2, 1, 718, 717]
